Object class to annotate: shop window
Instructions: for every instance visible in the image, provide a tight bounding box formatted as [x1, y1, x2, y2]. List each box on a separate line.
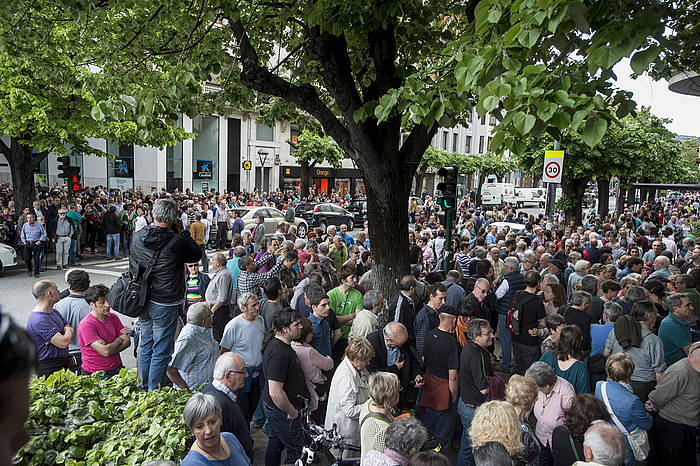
[479, 136, 485, 154]
[192, 115, 219, 193]
[465, 135, 472, 153]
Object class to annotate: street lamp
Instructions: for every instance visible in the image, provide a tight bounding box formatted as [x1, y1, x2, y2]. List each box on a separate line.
[257, 149, 269, 166]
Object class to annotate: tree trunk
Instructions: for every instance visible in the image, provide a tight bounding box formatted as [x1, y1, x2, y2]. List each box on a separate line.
[561, 176, 588, 224]
[414, 166, 427, 195]
[2, 137, 44, 213]
[358, 152, 413, 300]
[476, 172, 486, 206]
[596, 176, 610, 218]
[615, 178, 627, 214]
[300, 161, 313, 198]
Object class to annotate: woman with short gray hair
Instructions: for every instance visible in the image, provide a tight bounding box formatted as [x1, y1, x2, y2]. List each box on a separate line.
[525, 361, 576, 466]
[181, 393, 251, 465]
[363, 416, 427, 466]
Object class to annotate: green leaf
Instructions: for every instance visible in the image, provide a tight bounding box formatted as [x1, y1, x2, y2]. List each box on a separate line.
[522, 64, 546, 75]
[487, 7, 502, 23]
[582, 117, 608, 147]
[630, 45, 660, 74]
[550, 111, 572, 130]
[90, 105, 105, 121]
[517, 28, 540, 48]
[119, 94, 137, 108]
[513, 112, 536, 135]
[554, 90, 576, 108]
[536, 102, 558, 121]
[482, 95, 500, 112]
[503, 24, 522, 45]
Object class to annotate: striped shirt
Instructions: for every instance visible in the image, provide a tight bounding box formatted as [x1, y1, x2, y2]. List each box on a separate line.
[186, 276, 204, 308]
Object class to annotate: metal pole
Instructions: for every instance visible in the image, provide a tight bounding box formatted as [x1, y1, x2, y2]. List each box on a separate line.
[443, 206, 453, 274]
[545, 140, 560, 218]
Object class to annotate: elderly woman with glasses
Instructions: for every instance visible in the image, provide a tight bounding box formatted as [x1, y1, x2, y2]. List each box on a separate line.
[181, 392, 251, 465]
[525, 361, 576, 466]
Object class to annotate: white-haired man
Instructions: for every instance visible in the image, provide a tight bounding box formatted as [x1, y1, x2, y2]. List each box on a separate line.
[202, 352, 254, 461]
[166, 302, 218, 392]
[576, 420, 626, 466]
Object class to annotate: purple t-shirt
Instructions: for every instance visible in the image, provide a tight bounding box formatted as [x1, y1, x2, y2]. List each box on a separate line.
[26, 309, 69, 361]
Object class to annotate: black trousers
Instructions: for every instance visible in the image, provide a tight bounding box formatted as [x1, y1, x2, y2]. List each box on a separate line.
[37, 357, 69, 377]
[512, 341, 541, 376]
[653, 415, 697, 466]
[236, 375, 261, 426]
[23, 242, 42, 273]
[199, 245, 209, 273]
[630, 379, 656, 404]
[216, 222, 228, 249]
[212, 304, 231, 342]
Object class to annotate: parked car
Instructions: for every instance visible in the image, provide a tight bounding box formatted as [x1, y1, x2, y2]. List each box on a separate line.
[408, 196, 425, 215]
[346, 199, 368, 224]
[298, 202, 356, 231]
[218, 206, 309, 243]
[0, 242, 18, 273]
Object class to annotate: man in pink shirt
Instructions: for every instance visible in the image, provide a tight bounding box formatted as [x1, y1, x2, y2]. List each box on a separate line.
[78, 284, 131, 378]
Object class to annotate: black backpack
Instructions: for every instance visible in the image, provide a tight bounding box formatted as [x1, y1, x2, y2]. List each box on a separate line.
[108, 235, 177, 317]
[506, 290, 524, 335]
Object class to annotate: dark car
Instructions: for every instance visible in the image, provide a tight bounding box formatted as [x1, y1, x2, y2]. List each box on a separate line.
[299, 202, 356, 231]
[346, 199, 367, 224]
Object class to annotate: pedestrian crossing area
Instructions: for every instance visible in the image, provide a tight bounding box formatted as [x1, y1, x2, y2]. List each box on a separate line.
[93, 259, 131, 270]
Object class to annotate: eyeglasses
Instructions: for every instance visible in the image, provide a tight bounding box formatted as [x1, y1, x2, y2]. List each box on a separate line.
[187, 264, 199, 268]
[225, 369, 247, 376]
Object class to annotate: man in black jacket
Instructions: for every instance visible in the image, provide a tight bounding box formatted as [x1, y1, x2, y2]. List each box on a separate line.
[367, 322, 423, 408]
[387, 275, 419, 344]
[511, 270, 546, 375]
[495, 256, 525, 373]
[129, 198, 201, 391]
[203, 352, 254, 461]
[101, 206, 121, 260]
[559, 290, 593, 354]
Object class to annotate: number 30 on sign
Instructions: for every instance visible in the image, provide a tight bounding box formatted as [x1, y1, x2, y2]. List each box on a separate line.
[542, 150, 564, 184]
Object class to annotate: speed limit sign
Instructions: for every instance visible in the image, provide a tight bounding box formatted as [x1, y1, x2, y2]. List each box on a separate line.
[542, 150, 564, 183]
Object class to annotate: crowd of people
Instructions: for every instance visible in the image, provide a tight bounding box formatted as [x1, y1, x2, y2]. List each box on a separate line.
[3, 181, 700, 466]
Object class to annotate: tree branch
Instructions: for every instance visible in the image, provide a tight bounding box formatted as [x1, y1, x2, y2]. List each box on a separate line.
[225, 15, 353, 155]
[362, 21, 401, 102]
[401, 123, 439, 167]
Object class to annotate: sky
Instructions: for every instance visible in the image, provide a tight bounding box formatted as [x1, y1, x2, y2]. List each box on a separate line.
[613, 59, 700, 137]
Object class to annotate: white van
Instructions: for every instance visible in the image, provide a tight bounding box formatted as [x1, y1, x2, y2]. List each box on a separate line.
[480, 182, 516, 207]
[514, 187, 546, 208]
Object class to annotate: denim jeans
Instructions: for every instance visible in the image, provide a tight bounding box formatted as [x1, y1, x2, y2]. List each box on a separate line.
[121, 232, 132, 256]
[422, 403, 456, 451]
[139, 301, 182, 391]
[68, 238, 78, 264]
[498, 313, 512, 371]
[106, 233, 120, 259]
[263, 402, 303, 466]
[456, 399, 477, 466]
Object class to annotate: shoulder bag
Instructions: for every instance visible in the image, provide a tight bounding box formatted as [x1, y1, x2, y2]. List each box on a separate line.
[600, 382, 649, 461]
[108, 234, 178, 318]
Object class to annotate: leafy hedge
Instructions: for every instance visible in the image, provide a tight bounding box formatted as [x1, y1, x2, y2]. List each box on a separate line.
[17, 369, 192, 465]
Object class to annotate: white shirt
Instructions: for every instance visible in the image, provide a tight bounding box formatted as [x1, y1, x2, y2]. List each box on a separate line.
[202, 218, 211, 241]
[134, 216, 148, 232]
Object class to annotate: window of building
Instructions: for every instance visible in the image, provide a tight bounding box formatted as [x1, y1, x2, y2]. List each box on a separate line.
[465, 135, 472, 153]
[480, 115, 486, 125]
[107, 140, 134, 190]
[256, 122, 274, 141]
[452, 133, 459, 152]
[479, 136, 485, 154]
[290, 124, 300, 153]
[166, 114, 183, 191]
[192, 115, 219, 193]
[442, 131, 449, 150]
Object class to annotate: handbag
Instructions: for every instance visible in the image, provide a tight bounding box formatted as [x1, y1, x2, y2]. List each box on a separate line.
[601, 382, 650, 461]
[108, 234, 177, 318]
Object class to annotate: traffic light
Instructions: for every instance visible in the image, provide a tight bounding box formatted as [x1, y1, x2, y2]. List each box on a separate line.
[68, 167, 81, 191]
[436, 166, 459, 209]
[57, 156, 71, 179]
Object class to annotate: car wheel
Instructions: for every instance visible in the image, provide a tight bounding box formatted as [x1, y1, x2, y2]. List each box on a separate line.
[348, 219, 354, 231]
[319, 221, 327, 232]
[297, 223, 307, 238]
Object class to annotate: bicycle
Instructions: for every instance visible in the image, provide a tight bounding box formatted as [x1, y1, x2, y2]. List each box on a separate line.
[295, 397, 361, 466]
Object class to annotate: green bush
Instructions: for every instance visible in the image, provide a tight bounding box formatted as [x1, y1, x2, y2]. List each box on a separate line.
[16, 369, 192, 465]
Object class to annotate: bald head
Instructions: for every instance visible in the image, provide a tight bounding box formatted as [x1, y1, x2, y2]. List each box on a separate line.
[212, 252, 227, 268]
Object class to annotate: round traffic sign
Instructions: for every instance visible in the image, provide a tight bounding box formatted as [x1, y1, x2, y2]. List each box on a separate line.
[544, 161, 560, 179]
[242, 160, 252, 170]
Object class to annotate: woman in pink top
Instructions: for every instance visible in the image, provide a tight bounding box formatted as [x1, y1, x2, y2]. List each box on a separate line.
[78, 284, 131, 378]
[525, 361, 575, 466]
[292, 317, 334, 412]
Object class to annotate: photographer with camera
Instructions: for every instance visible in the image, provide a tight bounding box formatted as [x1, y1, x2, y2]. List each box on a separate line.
[128, 198, 201, 391]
